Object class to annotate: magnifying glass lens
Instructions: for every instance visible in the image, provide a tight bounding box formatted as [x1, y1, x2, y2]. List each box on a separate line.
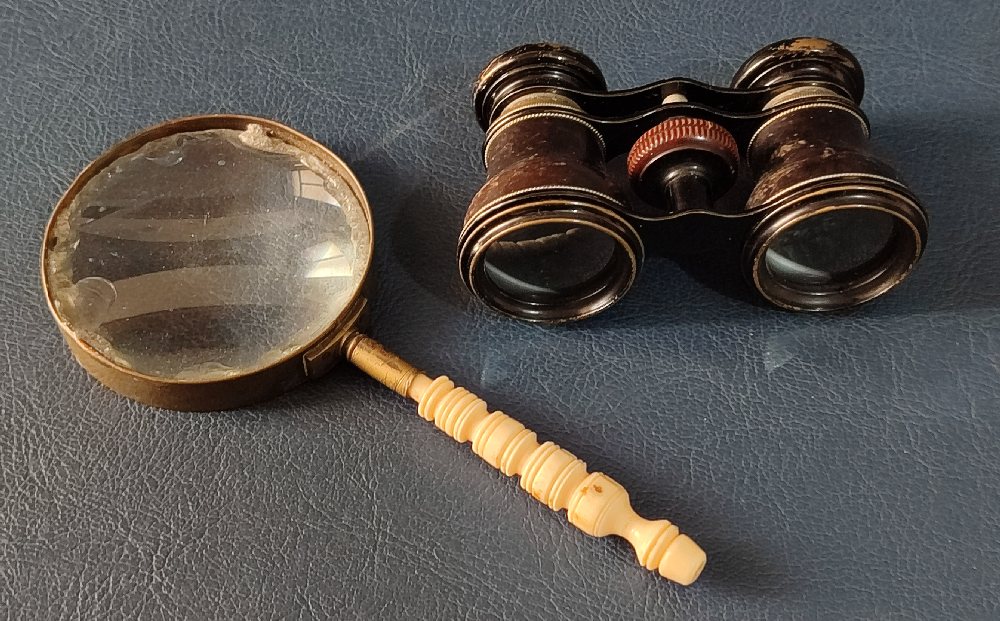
[45, 126, 370, 381]
[764, 208, 899, 288]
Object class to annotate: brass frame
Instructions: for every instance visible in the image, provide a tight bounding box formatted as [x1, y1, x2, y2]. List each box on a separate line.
[41, 114, 374, 411]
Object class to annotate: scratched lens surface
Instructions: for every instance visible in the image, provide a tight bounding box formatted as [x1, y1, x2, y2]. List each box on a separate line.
[482, 222, 617, 303]
[764, 208, 897, 289]
[44, 127, 370, 380]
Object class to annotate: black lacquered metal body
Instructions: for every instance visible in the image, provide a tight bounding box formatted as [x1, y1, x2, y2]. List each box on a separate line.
[460, 38, 928, 321]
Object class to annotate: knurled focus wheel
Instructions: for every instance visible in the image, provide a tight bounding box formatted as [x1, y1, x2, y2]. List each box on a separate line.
[627, 116, 739, 210]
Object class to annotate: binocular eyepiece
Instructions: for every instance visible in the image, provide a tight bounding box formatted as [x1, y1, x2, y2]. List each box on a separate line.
[459, 37, 928, 321]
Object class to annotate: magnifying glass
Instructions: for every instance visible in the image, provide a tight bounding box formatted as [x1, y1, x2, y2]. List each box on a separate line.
[41, 115, 704, 585]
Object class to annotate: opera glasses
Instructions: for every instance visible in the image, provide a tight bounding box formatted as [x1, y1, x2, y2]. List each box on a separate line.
[459, 38, 928, 321]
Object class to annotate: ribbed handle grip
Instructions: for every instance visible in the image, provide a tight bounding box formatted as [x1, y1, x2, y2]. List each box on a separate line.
[345, 333, 705, 585]
[413, 375, 705, 585]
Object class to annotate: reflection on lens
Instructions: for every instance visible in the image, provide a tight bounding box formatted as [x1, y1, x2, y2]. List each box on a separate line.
[482, 222, 617, 304]
[764, 209, 899, 290]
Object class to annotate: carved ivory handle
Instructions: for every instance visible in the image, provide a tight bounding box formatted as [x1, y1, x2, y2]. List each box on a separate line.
[345, 333, 706, 585]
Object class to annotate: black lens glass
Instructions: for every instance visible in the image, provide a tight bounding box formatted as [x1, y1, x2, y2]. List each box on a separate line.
[483, 222, 617, 303]
[764, 209, 899, 289]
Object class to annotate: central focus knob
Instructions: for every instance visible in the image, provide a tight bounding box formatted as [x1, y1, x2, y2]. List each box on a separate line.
[627, 116, 739, 213]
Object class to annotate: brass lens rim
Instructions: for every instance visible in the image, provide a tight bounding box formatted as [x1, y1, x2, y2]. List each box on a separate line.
[40, 114, 374, 410]
[460, 198, 643, 322]
[745, 183, 926, 311]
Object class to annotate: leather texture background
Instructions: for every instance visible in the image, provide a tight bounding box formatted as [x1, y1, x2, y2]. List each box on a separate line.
[3, 0, 999, 618]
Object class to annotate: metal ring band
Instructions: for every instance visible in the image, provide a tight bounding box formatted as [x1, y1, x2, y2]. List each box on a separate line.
[482, 110, 606, 165]
[747, 100, 869, 162]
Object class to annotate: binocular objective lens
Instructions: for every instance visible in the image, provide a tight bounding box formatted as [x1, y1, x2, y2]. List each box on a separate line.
[765, 209, 898, 287]
[762, 207, 913, 301]
[483, 222, 618, 303]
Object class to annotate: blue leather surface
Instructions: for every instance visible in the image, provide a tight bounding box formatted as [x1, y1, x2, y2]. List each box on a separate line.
[3, 0, 999, 618]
